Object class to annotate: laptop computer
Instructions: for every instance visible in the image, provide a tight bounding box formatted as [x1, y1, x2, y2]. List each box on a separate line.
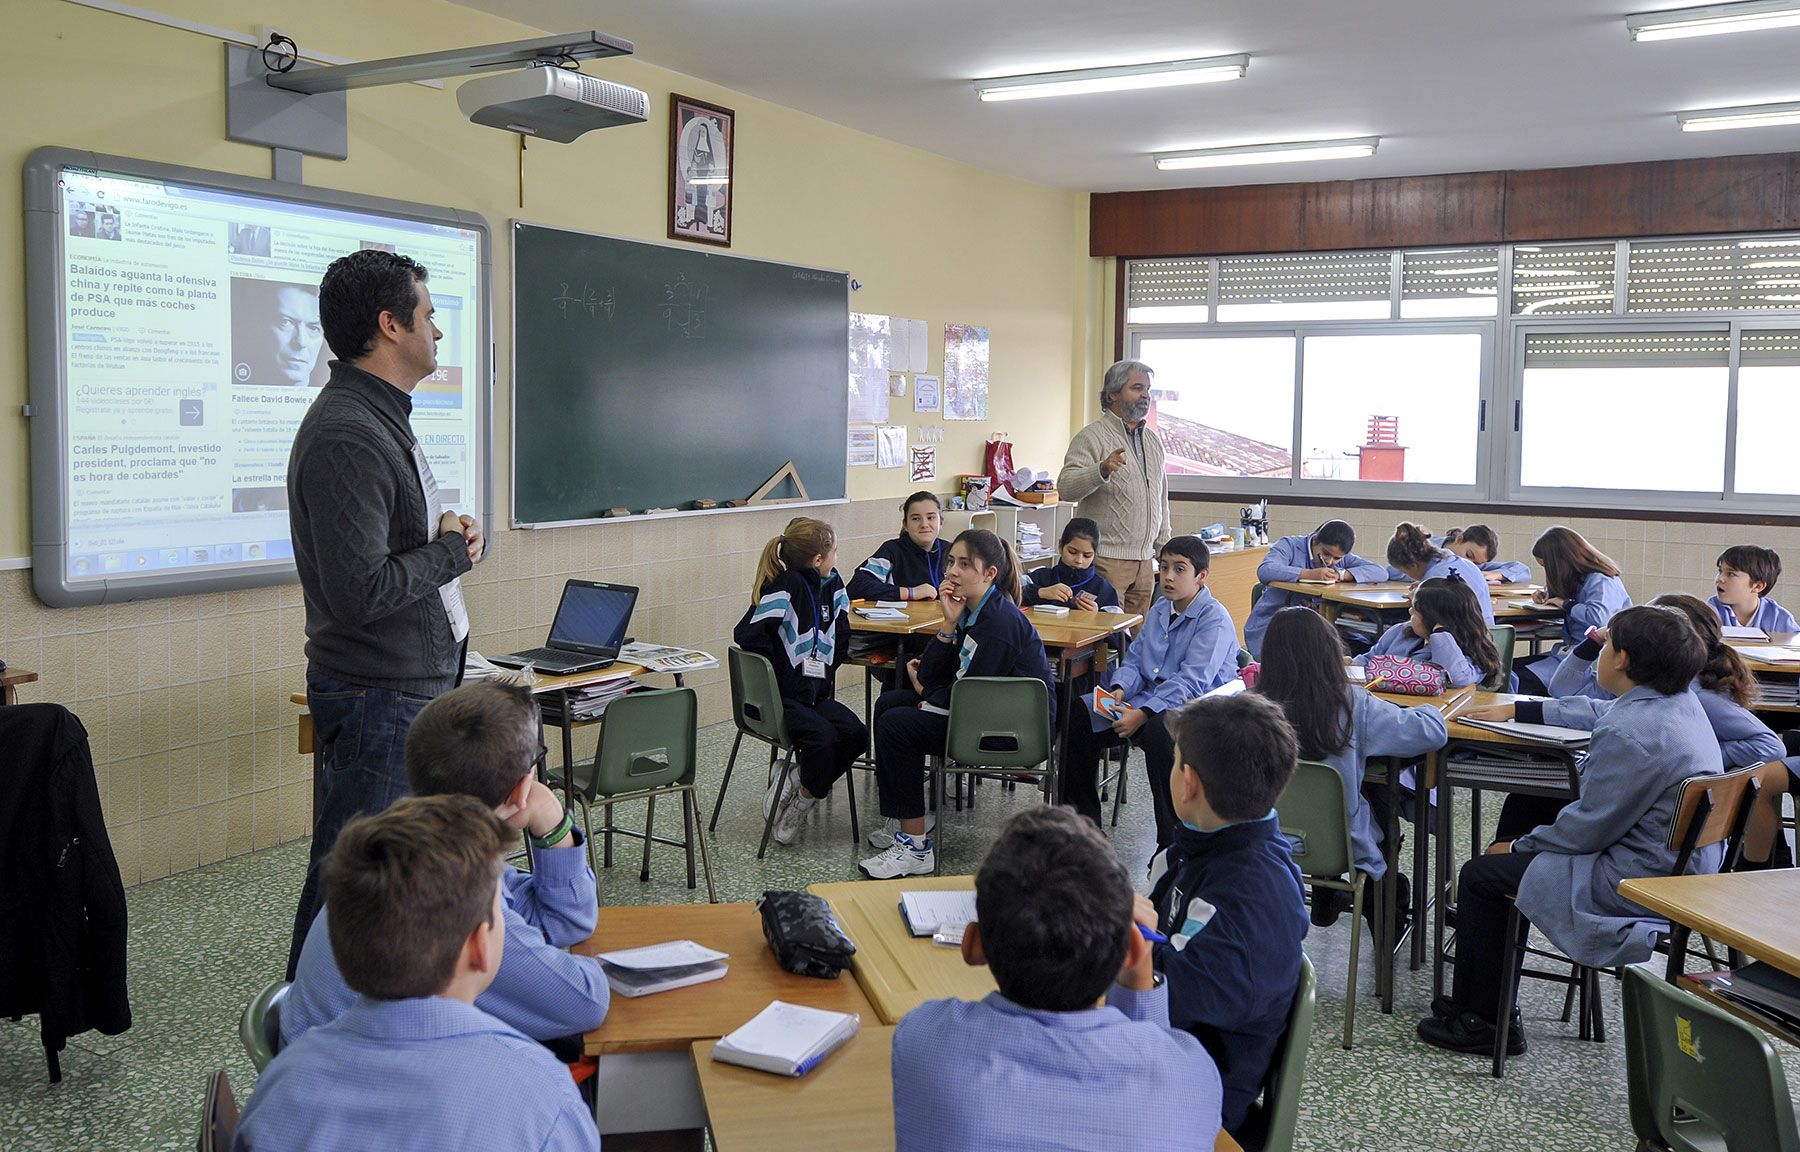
[492, 580, 639, 675]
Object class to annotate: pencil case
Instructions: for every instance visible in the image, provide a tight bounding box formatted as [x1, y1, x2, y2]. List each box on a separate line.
[756, 890, 857, 979]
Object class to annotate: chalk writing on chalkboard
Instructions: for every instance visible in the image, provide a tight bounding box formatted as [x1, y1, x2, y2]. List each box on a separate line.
[661, 273, 707, 339]
[553, 281, 615, 321]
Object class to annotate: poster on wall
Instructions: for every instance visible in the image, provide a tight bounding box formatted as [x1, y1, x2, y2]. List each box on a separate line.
[876, 424, 907, 469]
[847, 426, 877, 467]
[943, 323, 989, 421]
[910, 445, 937, 483]
[913, 373, 941, 414]
[849, 311, 891, 424]
[669, 94, 734, 246]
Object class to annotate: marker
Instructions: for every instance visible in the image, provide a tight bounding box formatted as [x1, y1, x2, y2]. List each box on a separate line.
[1137, 923, 1167, 944]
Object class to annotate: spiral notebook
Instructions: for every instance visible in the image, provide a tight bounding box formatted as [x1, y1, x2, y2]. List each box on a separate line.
[711, 1001, 861, 1077]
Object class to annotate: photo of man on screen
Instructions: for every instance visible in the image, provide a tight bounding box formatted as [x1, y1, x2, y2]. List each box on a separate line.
[67, 203, 93, 238]
[231, 278, 329, 387]
[95, 213, 121, 241]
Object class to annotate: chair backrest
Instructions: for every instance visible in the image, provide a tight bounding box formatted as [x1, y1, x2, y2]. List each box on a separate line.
[1622, 966, 1800, 1152]
[1484, 624, 1516, 692]
[238, 979, 289, 1072]
[197, 1070, 240, 1152]
[1242, 953, 1317, 1152]
[1666, 763, 1763, 874]
[1237, 646, 1255, 670]
[1275, 760, 1355, 881]
[727, 647, 789, 748]
[945, 677, 1051, 770]
[1741, 760, 1792, 865]
[1251, 582, 1266, 608]
[584, 688, 698, 800]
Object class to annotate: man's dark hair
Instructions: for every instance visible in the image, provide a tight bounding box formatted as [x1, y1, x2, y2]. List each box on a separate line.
[1609, 605, 1707, 695]
[1717, 544, 1782, 596]
[1158, 534, 1211, 573]
[1172, 693, 1299, 822]
[975, 807, 1133, 1012]
[405, 680, 540, 806]
[318, 248, 429, 361]
[324, 795, 510, 1000]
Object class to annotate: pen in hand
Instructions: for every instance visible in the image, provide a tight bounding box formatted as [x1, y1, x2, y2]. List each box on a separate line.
[1136, 922, 1167, 944]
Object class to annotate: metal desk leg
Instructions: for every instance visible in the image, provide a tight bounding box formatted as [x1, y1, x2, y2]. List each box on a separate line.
[1433, 761, 1454, 1001]
[1380, 759, 1398, 1013]
[1411, 751, 1435, 970]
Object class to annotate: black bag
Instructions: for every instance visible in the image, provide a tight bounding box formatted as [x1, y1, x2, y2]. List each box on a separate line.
[756, 890, 856, 979]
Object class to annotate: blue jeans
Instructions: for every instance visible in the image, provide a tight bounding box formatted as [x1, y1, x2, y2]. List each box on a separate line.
[285, 669, 434, 977]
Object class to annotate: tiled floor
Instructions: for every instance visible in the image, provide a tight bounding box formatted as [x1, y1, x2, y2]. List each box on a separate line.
[3, 688, 1789, 1150]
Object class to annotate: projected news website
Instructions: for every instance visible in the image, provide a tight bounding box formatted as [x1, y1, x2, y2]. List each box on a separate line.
[59, 167, 481, 583]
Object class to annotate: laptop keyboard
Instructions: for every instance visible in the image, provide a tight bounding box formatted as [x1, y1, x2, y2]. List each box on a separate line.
[507, 647, 602, 668]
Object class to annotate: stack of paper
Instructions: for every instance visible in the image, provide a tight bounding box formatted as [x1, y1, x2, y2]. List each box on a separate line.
[597, 940, 729, 998]
[899, 889, 979, 938]
[1016, 521, 1050, 562]
[1737, 645, 1800, 665]
[712, 1001, 861, 1077]
[537, 674, 637, 723]
[854, 605, 909, 620]
[1722, 625, 1771, 641]
[1457, 717, 1592, 747]
[1444, 746, 1581, 791]
[1753, 676, 1800, 707]
[619, 642, 719, 674]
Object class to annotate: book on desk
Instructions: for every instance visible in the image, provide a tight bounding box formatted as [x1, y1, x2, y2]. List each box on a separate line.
[597, 939, 730, 998]
[712, 1001, 861, 1077]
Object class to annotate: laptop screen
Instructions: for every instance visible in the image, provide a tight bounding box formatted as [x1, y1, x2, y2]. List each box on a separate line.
[548, 581, 638, 654]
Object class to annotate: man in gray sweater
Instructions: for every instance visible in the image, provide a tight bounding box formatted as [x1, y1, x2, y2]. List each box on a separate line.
[1057, 360, 1171, 617]
[284, 249, 485, 975]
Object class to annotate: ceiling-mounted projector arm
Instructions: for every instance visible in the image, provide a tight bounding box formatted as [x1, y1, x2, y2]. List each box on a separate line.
[264, 31, 633, 94]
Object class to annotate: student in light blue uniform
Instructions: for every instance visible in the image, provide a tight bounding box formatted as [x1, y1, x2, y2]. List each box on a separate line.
[1245, 519, 1386, 658]
[1514, 526, 1631, 695]
[1256, 608, 1447, 931]
[1710, 544, 1800, 635]
[894, 807, 1221, 1152]
[1421, 606, 1720, 1059]
[283, 680, 607, 1051]
[1385, 522, 1494, 624]
[1354, 578, 1502, 690]
[1443, 525, 1534, 585]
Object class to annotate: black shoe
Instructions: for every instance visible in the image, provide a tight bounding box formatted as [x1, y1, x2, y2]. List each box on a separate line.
[1310, 885, 1353, 928]
[1416, 1010, 1527, 1056]
[1430, 995, 1457, 1020]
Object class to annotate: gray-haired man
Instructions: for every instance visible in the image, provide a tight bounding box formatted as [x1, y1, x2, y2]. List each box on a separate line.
[1056, 360, 1171, 618]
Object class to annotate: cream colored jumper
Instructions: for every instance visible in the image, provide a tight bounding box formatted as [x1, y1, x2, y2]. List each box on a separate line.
[1057, 409, 1172, 562]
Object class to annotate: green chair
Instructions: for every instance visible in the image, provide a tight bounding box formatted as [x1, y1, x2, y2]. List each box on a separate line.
[1623, 965, 1800, 1152]
[1484, 624, 1516, 691]
[1277, 760, 1386, 1048]
[1237, 955, 1318, 1152]
[1237, 646, 1255, 670]
[932, 677, 1053, 873]
[238, 979, 289, 1072]
[553, 687, 717, 902]
[1251, 582, 1266, 608]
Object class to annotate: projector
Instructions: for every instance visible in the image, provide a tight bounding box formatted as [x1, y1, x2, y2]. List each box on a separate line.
[457, 67, 648, 143]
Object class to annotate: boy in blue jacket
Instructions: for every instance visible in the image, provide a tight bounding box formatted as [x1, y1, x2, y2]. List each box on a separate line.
[1060, 535, 1238, 844]
[1144, 692, 1308, 1138]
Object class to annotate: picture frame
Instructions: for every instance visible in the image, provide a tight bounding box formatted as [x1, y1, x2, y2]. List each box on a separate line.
[669, 94, 734, 246]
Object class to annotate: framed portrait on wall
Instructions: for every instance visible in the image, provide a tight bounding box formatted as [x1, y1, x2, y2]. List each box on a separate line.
[669, 94, 734, 246]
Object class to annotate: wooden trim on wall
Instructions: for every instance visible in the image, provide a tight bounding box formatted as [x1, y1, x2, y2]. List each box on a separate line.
[1092, 151, 1800, 258]
[1169, 489, 1800, 528]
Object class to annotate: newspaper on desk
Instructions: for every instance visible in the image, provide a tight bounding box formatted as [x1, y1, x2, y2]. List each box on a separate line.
[619, 642, 719, 674]
[464, 651, 535, 687]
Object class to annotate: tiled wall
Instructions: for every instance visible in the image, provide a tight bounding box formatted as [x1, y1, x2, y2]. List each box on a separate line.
[0, 498, 909, 887]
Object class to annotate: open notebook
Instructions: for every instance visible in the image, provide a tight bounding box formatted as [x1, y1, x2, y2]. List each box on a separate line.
[899, 890, 977, 938]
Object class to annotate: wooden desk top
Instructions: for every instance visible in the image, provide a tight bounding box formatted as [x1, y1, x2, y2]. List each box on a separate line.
[692, 1026, 1243, 1152]
[1619, 871, 1800, 980]
[292, 663, 658, 711]
[1727, 633, 1800, 673]
[577, 902, 874, 1056]
[1441, 692, 1584, 750]
[1029, 608, 1142, 650]
[849, 602, 943, 636]
[1, 667, 39, 688]
[1269, 579, 1557, 621]
[809, 876, 995, 1025]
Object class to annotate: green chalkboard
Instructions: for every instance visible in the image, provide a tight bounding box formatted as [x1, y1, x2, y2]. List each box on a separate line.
[510, 222, 849, 525]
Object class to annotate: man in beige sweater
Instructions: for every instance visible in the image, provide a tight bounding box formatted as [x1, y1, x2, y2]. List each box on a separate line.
[1057, 360, 1171, 617]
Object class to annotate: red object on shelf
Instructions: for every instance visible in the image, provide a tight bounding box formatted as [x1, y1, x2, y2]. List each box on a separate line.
[1356, 415, 1407, 481]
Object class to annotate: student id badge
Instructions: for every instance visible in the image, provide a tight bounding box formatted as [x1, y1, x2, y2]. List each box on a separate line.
[411, 441, 471, 643]
[803, 656, 829, 679]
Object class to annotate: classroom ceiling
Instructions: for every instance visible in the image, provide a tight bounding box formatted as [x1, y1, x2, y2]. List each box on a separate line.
[451, 0, 1800, 191]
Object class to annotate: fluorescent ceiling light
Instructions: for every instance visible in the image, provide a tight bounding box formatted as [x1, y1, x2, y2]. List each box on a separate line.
[1678, 100, 1800, 131]
[1628, 1, 1800, 41]
[1154, 136, 1378, 170]
[975, 54, 1248, 102]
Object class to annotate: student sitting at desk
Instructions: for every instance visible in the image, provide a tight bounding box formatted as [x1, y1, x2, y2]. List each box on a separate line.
[1514, 526, 1631, 696]
[893, 806, 1222, 1152]
[1059, 534, 1237, 846]
[735, 516, 865, 846]
[1244, 519, 1387, 659]
[1146, 692, 1307, 1139]
[1710, 544, 1799, 635]
[860, 529, 1053, 879]
[1023, 517, 1121, 611]
[235, 796, 599, 1152]
[1420, 606, 1719, 1060]
[848, 490, 947, 603]
[1385, 522, 1494, 624]
[1259, 608, 1448, 934]
[1353, 577, 1501, 690]
[1442, 524, 1533, 585]
[283, 680, 608, 1051]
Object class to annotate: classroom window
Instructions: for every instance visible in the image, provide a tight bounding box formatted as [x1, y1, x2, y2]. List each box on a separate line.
[1734, 330, 1800, 496]
[1299, 333, 1484, 485]
[1126, 258, 1210, 324]
[1215, 252, 1391, 322]
[1510, 244, 1617, 316]
[1626, 238, 1800, 314]
[1399, 248, 1500, 318]
[1137, 335, 1295, 478]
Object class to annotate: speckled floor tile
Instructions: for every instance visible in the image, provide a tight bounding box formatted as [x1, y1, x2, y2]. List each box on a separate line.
[5, 683, 1795, 1151]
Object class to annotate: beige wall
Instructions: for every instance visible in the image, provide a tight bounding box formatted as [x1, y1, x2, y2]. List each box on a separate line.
[0, 0, 1084, 884]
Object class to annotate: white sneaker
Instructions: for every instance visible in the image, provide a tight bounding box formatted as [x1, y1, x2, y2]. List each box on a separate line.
[772, 792, 817, 846]
[866, 813, 935, 850]
[764, 770, 799, 820]
[858, 832, 934, 879]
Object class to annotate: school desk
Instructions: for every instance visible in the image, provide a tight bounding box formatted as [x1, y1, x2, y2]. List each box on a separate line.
[1205, 544, 1269, 645]
[1026, 607, 1143, 799]
[689, 1027, 1246, 1152]
[1, 666, 38, 706]
[575, 901, 875, 1138]
[809, 876, 994, 1025]
[1721, 633, 1800, 715]
[1265, 579, 1564, 653]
